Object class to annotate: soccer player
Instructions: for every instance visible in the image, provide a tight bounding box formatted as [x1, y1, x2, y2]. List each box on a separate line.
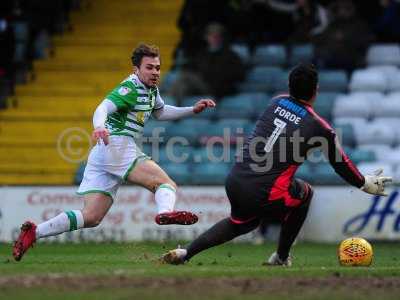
[13, 43, 216, 261]
[162, 63, 392, 266]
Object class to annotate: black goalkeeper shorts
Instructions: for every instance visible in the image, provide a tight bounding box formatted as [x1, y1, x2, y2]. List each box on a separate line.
[225, 173, 313, 224]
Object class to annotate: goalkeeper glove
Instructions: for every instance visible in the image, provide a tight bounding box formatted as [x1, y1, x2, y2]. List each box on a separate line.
[361, 168, 392, 196]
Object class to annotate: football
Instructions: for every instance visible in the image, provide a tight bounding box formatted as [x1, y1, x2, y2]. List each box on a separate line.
[338, 237, 373, 266]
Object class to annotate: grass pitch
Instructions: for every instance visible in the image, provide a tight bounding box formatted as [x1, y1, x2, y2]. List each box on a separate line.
[1, 241, 399, 300]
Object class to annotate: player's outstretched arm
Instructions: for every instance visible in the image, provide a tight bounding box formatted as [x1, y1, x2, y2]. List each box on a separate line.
[322, 128, 392, 196]
[92, 99, 117, 145]
[361, 168, 392, 196]
[152, 99, 216, 121]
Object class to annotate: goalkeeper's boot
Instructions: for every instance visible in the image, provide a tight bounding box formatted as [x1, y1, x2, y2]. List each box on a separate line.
[13, 221, 37, 261]
[161, 248, 187, 265]
[155, 211, 198, 225]
[265, 252, 292, 267]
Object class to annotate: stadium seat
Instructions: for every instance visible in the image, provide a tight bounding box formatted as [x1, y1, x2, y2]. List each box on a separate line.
[182, 95, 214, 107]
[333, 117, 368, 140]
[295, 162, 314, 183]
[360, 145, 400, 165]
[219, 92, 269, 119]
[388, 91, 400, 99]
[192, 146, 235, 165]
[357, 162, 394, 178]
[252, 44, 286, 66]
[373, 118, 400, 146]
[381, 147, 400, 164]
[334, 123, 356, 147]
[162, 95, 178, 106]
[140, 143, 153, 157]
[232, 44, 251, 65]
[215, 119, 251, 135]
[166, 119, 211, 145]
[13, 21, 29, 63]
[240, 66, 285, 93]
[333, 95, 371, 119]
[244, 123, 255, 136]
[314, 92, 340, 121]
[373, 96, 400, 118]
[142, 120, 170, 142]
[355, 122, 396, 146]
[347, 148, 376, 164]
[393, 164, 400, 183]
[313, 163, 346, 185]
[366, 65, 400, 93]
[217, 95, 255, 119]
[347, 91, 384, 105]
[34, 31, 50, 59]
[192, 162, 230, 185]
[289, 44, 314, 66]
[366, 44, 400, 66]
[318, 70, 348, 92]
[349, 69, 387, 93]
[388, 70, 400, 92]
[200, 119, 251, 145]
[358, 144, 393, 161]
[156, 145, 194, 165]
[334, 117, 368, 129]
[252, 93, 270, 115]
[238, 81, 269, 94]
[172, 49, 187, 70]
[159, 70, 179, 92]
[271, 69, 290, 93]
[74, 162, 86, 185]
[160, 163, 192, 185]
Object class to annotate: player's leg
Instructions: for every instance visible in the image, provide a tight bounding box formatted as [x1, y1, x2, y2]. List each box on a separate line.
[162, 173, 261, 264]
[162, 218, 260, 264]
[268, 179, 313, 265]
[13, 150, 118, 261]
[12, 193, 112, 261]
[36, 192, 112, 236]
[127, 159, 197, 225]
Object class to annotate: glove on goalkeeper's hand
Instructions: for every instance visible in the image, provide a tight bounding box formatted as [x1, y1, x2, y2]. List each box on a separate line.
[361, 168, 392, 196]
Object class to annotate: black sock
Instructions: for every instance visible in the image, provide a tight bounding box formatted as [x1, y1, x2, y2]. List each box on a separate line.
[277, 201, 310, 260]
[185, 217, 259, 260]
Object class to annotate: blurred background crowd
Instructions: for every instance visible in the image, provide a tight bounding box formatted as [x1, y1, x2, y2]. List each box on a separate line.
[0, 0, 81, 107]
[0, 0, 400, 186]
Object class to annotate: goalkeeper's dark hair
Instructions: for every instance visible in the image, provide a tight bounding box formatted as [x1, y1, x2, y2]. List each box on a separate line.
[131, 43, 160, 67]
[289, 63, 318, 101]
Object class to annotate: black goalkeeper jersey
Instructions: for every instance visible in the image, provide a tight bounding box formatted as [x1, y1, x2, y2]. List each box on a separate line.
[230, 95, 365, 202]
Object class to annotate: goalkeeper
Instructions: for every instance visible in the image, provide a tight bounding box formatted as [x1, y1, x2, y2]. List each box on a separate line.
[162, 63, 392, 266]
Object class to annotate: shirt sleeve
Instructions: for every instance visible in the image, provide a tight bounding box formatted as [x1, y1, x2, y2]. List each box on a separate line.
[153, 88, 165, 110]
[319, 127, 365, 188]
[93, 99, 118, 129]
[152, 105, 194, 120]
[106, 81, 138, 110]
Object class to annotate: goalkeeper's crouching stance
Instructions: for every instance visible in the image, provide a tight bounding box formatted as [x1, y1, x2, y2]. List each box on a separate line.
[161, 63, 392, 266]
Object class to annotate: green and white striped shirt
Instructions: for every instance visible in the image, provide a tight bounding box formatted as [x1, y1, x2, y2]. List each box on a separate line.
[105, 74, 164, 139]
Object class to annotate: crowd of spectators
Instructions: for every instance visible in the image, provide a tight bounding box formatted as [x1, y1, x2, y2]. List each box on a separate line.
[0, 0, 80, 108]
[168, 0, 400, 101]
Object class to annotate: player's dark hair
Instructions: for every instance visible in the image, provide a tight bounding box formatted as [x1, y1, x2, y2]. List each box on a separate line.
[131, 43, 160, 67]
[289, 63, 318, 101]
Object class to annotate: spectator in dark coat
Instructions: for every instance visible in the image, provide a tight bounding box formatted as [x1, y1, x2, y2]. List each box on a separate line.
[168, 23, 246, 102]
[312, 0, 374, 72]
[374, 0, 400, 42]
